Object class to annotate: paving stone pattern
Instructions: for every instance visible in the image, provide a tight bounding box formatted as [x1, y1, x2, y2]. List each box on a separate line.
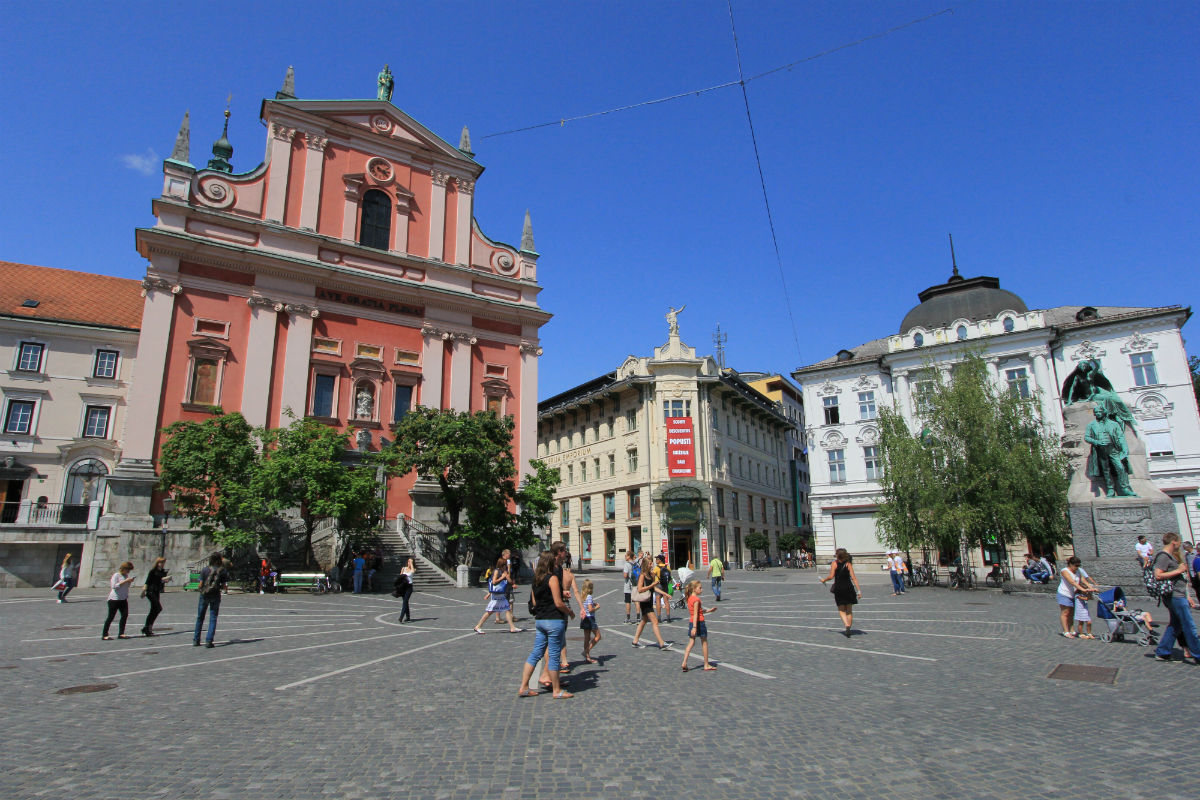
[1, 571, 1196, 799]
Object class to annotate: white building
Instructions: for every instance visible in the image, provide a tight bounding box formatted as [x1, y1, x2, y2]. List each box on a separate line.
[537, 322, 798, 569]
[793, 268, 1200, 569]
[0, 262, 142, 587]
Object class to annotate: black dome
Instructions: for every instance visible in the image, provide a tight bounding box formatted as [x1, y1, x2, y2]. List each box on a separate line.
[899, 273, 1027, 334]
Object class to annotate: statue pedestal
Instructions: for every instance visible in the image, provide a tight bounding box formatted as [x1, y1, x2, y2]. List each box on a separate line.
[1063, 402, 1177, 593]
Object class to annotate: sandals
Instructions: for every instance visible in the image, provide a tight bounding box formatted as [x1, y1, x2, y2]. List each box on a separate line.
[702, 665, 717, 671]
[552, 691, 574, 699]
[1061, 631, 1077, 638]
[1079, 633, 1095, 640]
[681, 665, 689, 672]
[472, 628, 485, 634]
[517, 689, 538, 697]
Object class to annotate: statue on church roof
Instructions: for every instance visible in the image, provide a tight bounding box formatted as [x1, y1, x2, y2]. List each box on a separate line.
[377, 64, 394, 102]
[666, 305, 686, 336]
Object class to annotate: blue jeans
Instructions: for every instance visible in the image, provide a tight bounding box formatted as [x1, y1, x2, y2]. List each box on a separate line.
[194, 594, 221, 644]
[353, 571, 363, 593]
[1023, 567, 1049, 584]
[890, 572, 905, 594]
[1155, 593, 1200, 658]
[711, 577, 722, 600]
[526, 618, 567, 672]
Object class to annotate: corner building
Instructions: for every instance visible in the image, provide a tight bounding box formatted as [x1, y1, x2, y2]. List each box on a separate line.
[793, 267, 1200, 570]
[537, 323, 797, 570]
[120, 76, 550, 526]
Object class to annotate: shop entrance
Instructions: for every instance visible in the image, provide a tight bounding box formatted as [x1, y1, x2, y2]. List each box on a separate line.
[671, 529, 693, 569]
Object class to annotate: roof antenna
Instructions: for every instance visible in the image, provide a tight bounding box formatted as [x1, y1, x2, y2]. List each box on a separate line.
[712, 323, 728, 369]
[948, 233, 961, 279]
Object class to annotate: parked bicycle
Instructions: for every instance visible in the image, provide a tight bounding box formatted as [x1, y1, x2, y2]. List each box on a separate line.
[311, 574, 341, 594]
[948, 565, 975, 590]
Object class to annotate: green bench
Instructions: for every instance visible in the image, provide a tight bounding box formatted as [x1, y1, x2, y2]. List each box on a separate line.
[273, 572, 326, 592]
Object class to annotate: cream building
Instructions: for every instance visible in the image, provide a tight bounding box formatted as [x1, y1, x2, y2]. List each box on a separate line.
[793, 267, 1200, 572]
[0, 262, 142, 587]
[537, 320, 797, 570]
[743, 373, 812, 540]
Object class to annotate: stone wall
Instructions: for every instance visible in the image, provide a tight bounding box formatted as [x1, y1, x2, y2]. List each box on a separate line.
[86, 528, 219, 588]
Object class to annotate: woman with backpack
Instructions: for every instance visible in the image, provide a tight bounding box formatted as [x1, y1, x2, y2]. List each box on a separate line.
[473, 557, 521, 633]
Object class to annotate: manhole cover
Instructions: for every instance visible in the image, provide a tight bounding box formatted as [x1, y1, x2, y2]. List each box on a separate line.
[56, 683, 117, 695]
[1048, 664, 1118, 684]
[47, 658, 67, 663]
[46, 626, 84, 631]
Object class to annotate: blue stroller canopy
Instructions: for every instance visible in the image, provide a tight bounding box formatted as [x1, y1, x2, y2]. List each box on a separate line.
[1096, 585, 1125, 619]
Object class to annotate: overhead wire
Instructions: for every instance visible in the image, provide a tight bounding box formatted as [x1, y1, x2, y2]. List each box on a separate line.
[479, 7, 956, 140]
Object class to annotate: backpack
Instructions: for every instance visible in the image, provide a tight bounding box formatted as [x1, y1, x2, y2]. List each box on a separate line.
[1142, 553, 1174, 603]
[198, 566, 223, 596]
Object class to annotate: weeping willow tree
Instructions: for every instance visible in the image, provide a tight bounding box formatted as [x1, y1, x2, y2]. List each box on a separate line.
[875, 351, 1072, 561]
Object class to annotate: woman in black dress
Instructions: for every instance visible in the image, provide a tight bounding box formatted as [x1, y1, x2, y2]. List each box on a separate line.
[140, 557, 171, 636]
[394, 557, 415, 623]
[820, 548, 863, 637]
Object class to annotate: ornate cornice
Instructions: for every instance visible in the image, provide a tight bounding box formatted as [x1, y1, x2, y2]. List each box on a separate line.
[430, 169, 451, 187]
[1070, 340, 1107, 362]
[519, 341, 543, 356]
[285, 303, 320, 319]
[420, 322, 475, 344]
[246, 295, 284, 312]
[141, 277, 182, 297]
[1120, 331, 1158, 354]
[455, 177, 475, 195]
[271, 123, 297, 142]
[304, 132, 330, 152]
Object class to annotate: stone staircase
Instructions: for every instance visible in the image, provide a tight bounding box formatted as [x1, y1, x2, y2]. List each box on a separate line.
[375, 524, 455, 589]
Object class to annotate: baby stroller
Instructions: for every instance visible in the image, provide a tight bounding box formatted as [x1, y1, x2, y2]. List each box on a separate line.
[671, 566, 696, 610]
[1095, 586, 1158, 647]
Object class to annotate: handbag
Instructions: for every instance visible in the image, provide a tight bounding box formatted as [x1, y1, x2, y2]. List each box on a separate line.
[51, 579, 67, 591]
[631, 583, 651, 602]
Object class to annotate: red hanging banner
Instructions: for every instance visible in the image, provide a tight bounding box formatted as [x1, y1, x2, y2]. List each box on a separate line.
[700, 535, 710, 567]
[665, 416, 696, 478]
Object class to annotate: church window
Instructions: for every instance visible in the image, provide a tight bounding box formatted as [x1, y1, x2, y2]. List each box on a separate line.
[359, 189, 392, 250]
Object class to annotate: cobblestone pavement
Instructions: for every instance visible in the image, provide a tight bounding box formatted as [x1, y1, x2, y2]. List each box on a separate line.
[2, 569, 1196, 799]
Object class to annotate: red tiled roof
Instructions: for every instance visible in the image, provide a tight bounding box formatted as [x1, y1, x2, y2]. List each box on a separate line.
[0, 261, 143, 330]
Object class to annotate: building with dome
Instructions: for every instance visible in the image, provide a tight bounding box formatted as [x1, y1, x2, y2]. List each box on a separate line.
[792, 266, 1200, 571]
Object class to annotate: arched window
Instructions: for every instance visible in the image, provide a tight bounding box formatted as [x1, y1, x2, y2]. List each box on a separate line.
[63, 458, 108, 523]
[359, 189, 391, 250]
[1002, 317, 1015, 333]
[956, 325, 968, 340]
[913, 332, 924, 347]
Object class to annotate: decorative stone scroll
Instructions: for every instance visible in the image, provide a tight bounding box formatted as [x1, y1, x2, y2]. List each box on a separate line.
[141, 278, 182, 297]
[284, 303, 320, 319]
[1070, 340, 1107, 362]
[1120, 331, 1157, 354]
[246, 296, 284, 312]
[519, 341, 544, 356]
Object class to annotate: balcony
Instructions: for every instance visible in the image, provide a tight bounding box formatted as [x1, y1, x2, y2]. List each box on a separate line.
[0, 500, 101, 536]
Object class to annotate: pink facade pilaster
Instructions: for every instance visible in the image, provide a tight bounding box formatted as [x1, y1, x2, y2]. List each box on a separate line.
[299, 132, 328, 230]
[420, 325, 445, 410]
[455, 178, 474, 266]
[279, 304, 318, 420]
[427, 170, 449, 261]
[518, 341, 542, 479]
[265, 124, 296, 223]
[449, 333, 475, 411]
[123, 272, 181, 462]
[242, 297, 282, 427]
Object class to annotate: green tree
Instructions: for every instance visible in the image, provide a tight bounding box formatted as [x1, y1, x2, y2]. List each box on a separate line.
[382, 407, 521, 566]
[511, 459, 562, 550]
[875, 352, 1072, 563]
[745, 531, 770, 561]
[255, 416, 383, 567]
[778, 531, 804, 554]
[157, 412, 265, 549]
[1189, 355, 1200, 409]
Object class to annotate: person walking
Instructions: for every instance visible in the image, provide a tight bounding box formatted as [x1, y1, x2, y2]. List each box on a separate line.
[140, 557, 171, 636]
[578, 579, 601, 663]
[655, 554, 674, 623]
[194, 553, 227, 648]
[56, 553, 76, 603]
[516, 549, 574, 698]
[887, 550, 906, 596]
[474, 557, 521, 633]
[394, 556, 415, 623]
[1153, 532, 1200, 663]
[351, 551, 366, 594]
[495, 548, 517, 625]
[631, 556, 672, 650]
[707, 553, 725, 601]
[679, 580, 717, 671]
[1056, 556, 1087, 638]
[820, 548, 862, 637]
[102, 561, 136, 640]
[623, 550, 637, 623]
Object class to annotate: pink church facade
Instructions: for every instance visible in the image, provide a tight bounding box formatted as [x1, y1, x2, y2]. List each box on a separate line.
[121, 82, 550, 524]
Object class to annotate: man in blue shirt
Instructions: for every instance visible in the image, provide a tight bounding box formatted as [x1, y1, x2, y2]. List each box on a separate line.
[352, 551, 366, 594]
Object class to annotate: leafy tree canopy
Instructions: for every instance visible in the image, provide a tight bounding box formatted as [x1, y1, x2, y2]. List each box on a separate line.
[745, 531, 770, 557]
[875, 351, 1072, 561]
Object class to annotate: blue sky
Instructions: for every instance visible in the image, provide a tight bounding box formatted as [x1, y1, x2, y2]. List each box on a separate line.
[1, 1, 1196, 398]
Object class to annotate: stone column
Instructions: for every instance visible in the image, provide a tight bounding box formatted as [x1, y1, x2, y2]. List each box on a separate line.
[393, 193, 411, 254]
[264, 124, 296, 223]
[893, 371, 911, 420]
[427, 170, 449, 261]
[448, 332, 475, 412]
[341, 176, 364, 241]
[242, 297, 282, 427]
[454, 177, 474, 266]
[420, 324, 446, 410]
[1030, 351, 1059, 430]
[298, 132, 329, 231]
[278, 303, 319, 421]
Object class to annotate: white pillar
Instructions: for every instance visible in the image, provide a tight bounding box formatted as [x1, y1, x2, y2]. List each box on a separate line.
[279, 304, 318, 421]
[448, 334, 474, 412]
[518, 342, 542, 479]
[298, 133, 328, 231]
[420, 326, 445, 410]
[1031, 351, 1058, 429]
[242, 298, 281, 427]
[123, 274, 182, 462]
[264, 124, 296, 224]
[454, 178, 474, 266]
[427, 170, 449, 261]
[341, 176, 363, 241]
[393, 199, 410, 254]
[893, 372, 911, 420]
